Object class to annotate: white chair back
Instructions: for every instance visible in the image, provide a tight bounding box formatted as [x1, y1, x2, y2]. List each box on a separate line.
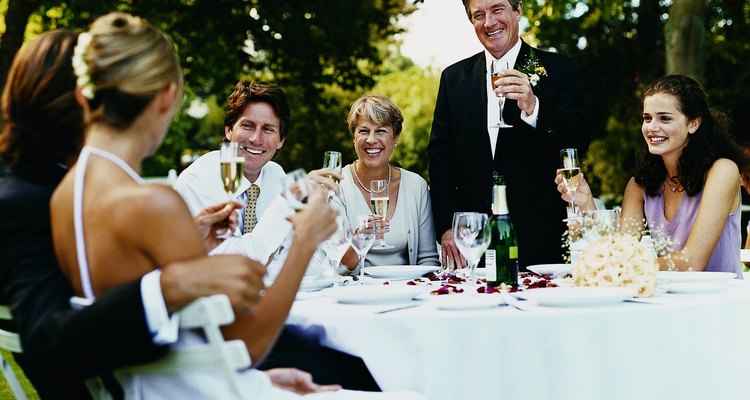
[0, 305, 29, 400]
[86, 294, 251, 399]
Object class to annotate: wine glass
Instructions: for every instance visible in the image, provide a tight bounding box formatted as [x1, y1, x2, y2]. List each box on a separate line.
[320, 216, 352, 282]
[322, 151, 342, 201]
[283, 168, 312, 210]
[369, 179, 394, 249]
[218, 141, 244, 238]
[560, 148, 581, 219]
[490, 59, 513, 128]
[452, 212, 491, 289]
[351, 215, 376, 284]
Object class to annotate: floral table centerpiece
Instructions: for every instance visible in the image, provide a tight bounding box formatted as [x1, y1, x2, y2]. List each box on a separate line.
[573, 232, 658, 297]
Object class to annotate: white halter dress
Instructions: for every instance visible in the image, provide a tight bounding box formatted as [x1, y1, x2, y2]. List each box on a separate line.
[72, 146, 296, 400]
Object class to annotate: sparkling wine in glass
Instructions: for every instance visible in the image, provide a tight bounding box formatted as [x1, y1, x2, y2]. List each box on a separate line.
[219, 141, 244, 238]
[322, 151, 342, 201]
[369, 179, 393, 250]
[490, 59, 513, 128]
[351, 215, 376, 284]
[452, 212, 491, 289]
[320, 216, 352, 281]
[283, 168, 312, 210]
[560, 148, 581, 219]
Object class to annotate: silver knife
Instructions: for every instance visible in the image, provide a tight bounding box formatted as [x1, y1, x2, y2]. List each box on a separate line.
[374, 303, 420, 314]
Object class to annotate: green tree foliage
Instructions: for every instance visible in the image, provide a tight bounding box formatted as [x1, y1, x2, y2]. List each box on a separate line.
[1, 0, 416, 175]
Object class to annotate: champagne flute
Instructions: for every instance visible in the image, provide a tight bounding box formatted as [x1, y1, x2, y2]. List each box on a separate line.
[320, 216, 352, 282]
[351, 215, 376, 284]
[322, 151, 342, 201]
[560, 148, 581, 219]
[439, 212, 468, 285]
[283, 168, 312, 210]
[369, 179, 394, 250]
[490, 59, 513, 128]
[218, 141, 244, 238]
[452, 212, 491, 289]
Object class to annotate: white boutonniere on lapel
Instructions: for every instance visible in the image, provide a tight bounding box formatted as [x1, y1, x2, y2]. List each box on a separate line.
[518, 49, 547, 87]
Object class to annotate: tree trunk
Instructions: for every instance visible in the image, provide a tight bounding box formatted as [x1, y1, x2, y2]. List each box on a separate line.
[0, 0, 39, 95]
[665, 0, 705, 82]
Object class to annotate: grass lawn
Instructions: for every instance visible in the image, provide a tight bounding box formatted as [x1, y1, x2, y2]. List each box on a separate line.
[1, 350, 39, 399]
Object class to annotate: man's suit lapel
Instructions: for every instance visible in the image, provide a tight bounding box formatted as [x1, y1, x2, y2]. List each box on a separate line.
[464, 53, 494, 163]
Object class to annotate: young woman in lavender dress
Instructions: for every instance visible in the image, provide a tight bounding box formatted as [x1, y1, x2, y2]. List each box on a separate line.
[556, 75, 746, 276]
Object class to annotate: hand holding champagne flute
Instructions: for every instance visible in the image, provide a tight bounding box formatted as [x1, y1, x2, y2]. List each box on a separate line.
[490, 59, 512, 128]
[219, 141, 244, 237]
[283, 168, 312, 210]
[370, 179, 393, 249]
[560, 148, 581, 219]
[322, 151, 342, 201]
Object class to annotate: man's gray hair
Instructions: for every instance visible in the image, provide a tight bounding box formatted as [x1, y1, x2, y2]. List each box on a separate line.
[461, 0, 522, 21]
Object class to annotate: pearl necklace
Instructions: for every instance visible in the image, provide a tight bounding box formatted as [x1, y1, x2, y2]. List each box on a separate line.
[352, 160, 391, 193]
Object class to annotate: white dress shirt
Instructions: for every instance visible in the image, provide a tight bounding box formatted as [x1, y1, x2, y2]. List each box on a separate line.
[173, 150, 326, 279]
[141, 270, 179, 343]
[484, 39, 540, 159]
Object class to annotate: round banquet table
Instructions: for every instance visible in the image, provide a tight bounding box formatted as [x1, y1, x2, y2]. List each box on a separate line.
[287, 280, 750, 400]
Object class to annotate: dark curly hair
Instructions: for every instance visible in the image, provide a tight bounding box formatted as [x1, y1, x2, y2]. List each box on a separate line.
[634, 75, 746, 197]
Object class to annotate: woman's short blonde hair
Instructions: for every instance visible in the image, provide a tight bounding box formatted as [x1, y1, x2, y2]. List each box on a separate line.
[346, 95, 403, 136]
[82, 12, 182, 129]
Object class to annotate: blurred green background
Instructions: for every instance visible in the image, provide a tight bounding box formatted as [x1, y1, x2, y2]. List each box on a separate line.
[1, 0, 748, 207]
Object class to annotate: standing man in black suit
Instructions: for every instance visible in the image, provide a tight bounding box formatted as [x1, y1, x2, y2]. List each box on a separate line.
[0, 29, 266, 399]
[429, 0, 589, 270]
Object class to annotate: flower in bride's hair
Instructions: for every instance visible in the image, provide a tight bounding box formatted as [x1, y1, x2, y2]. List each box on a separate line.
[72, 33, 95, 100]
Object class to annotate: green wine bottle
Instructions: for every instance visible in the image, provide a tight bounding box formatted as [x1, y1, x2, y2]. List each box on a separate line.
[485, 174, 518, 287]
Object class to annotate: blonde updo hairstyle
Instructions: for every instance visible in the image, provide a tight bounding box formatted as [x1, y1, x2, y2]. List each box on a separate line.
[79, 12, 182, 129]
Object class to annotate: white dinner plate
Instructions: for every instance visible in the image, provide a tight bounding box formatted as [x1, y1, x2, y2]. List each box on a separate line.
[527, 263, 571, 276]
[657, 271, 736, 285]
[662, 282, 728, 294]
[364, 265, 439, 280]
[517, 287, 634, 307]
[322, 285, 425, 305]
[298, 276, 338, 292]
[429, 294, 504, 311]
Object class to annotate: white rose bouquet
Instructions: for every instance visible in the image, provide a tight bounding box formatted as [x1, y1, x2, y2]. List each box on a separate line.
[573, 232, 658, 297]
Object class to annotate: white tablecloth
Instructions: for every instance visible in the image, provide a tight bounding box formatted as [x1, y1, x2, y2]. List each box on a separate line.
[288, 281, 750, 400]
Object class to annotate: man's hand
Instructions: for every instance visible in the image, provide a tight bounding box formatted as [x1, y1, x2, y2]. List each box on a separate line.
[306, 168, 343, 197]
[440, 229, 466, 271]
[161, 254, 266, 315]
[495, 68, 537, 116]
[265, 368, 341, 395]
[194, 201, 242, 251]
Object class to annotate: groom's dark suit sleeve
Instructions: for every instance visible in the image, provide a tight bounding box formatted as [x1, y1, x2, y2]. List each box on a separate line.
[1, 174, 168, 398]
